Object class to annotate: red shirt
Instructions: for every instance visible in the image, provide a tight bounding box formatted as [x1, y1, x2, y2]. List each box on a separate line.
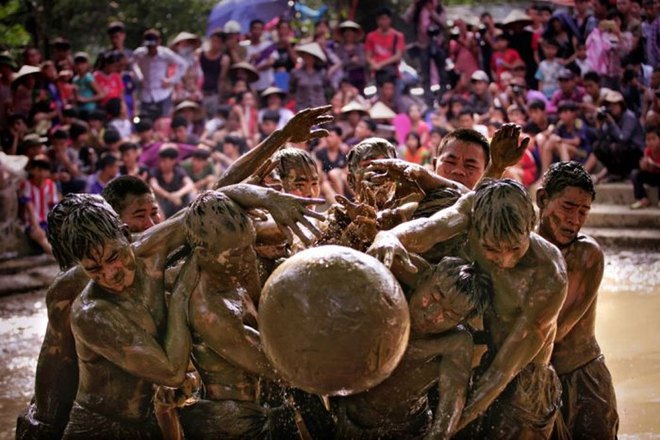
[365, 29, 405, 65]
[94, 71, 124, 105]
[491, 48, 522, 82]
[644, 147, 660, 173]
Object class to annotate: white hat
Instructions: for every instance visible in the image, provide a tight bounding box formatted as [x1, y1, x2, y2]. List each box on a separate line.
[222, 20, 242, 35]
[0, 152, 28, 178]
[471, 70, 490, 82]
[169, 32, 201, 49]
[340, 101, 368, 115]
[296, 42, 327, 64]
[500, 10, 533, 27]
[369, 102, 396, 120]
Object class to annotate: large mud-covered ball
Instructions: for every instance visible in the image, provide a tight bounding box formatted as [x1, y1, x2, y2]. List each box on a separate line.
[259, 245, 410, 396]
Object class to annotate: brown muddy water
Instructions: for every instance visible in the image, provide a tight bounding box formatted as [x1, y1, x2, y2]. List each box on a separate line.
[0, 249, 658, 439]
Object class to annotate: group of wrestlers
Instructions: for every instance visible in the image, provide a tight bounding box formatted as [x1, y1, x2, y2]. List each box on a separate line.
[16, 105, 618, 439]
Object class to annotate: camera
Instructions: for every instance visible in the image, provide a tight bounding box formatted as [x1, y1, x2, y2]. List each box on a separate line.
[597, 106, 609, 120]
[511, 85, 523, 95]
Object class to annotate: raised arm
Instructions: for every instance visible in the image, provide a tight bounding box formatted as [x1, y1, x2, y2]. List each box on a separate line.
[214, 105, 333, 188]
[481, 123, 530, 183]
[457, 268, 567, 430]
[72, 259, 196, 388]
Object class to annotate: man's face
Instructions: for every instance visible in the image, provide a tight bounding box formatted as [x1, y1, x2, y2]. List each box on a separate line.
[457, 114, 474, 129]
[478, 233, 530, 270]
[250, 23, 264, 40]
[120, 193, 162, 233]
[584, 80, 600, 97]
[435, 140, 487, 189]
[559, 77, 573, 93]
[617, 0, 631, 14]
[173, 126, 188, 143]
[528, 108, 546, 125]
[559, 108, 576, 125]
[377, 14, 391, 31]
[539, 186, 593, 246]
[110, 31, 125, 49]
[410, 277, 474, 334]
[282, 165, 321, 198]
[354, 121, 372, 140]
[472, 79, 488, 95]
[121, 148, 138, 165]
[380, 82, 395, 100]
[326, 130, 341, 148]
[80, 237, 136, 293]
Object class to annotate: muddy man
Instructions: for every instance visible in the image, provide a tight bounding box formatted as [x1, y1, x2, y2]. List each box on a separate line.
[368, 178, 568, 439]
[537, 161, 619, 439]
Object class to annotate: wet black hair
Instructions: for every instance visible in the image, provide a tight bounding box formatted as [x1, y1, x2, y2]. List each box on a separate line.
[472, 178, 536, 244]
[541, 161, 596, 201]
[273, 148, 318, 180]
[58, 194, 126, 265]
[422, 256, 492, 319]
[47, 194, 109, 270]
[346, 137, 397, 188]
[436, 128, 490, 166]
[102, 175, 153, 215]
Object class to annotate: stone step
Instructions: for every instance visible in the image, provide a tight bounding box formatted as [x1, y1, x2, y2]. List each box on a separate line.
[583, 227, 660, 249]
[594, 182, 659, 206]
[585, 204, 660, 229]
[0, 263, 58, 296]
[0, 254, 56, 275]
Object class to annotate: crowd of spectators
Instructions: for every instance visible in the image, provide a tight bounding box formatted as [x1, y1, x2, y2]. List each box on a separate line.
[1, 0, 659, 256]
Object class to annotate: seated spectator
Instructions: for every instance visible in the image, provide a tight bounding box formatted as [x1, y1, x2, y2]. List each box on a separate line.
[212, 134, 247, 171]
[551, 68, 586, 108]
[581, 71, 610, 125]
[593, 90, 645, 181]
[400, 132, 431, 166]
[171, 115, 199, 145]
[19, 154, 56, 254]
[119, 142, 149, 181]
[630, 127, 660, 208]
[69, 121, 96, 175]
[181, 148, 216, 192]
[338, 101, 369, 142]
[347, 116, 377, 146]
[106, 97, 132, 139]
[365, 7, 406, 89]
[47, 128, 86, 194]
[18, 134, 46, 160]
[456, 109, 489, 138]
[290, 42, 329, 112]
[259, 87, 294, 130]
[258, 110, 280, 142]
[86, 153, 119, 194]
[335, 20, 367, 92]
[1, 114, 28, 155]
[93, 50, 124, 107]
[102, 128, 122, 158]
[149, 145, 195, 218]
[200, 105, 230, 146]
[468, 70, 493, 117]
[542, 101, 596, 174]
[315, 125, 348, 201]
[490, 34, 523, 85]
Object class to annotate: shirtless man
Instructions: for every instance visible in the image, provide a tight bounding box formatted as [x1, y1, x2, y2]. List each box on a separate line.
[536, 162, 618, 439]
[53, 184, 323, 439]
[179, 191, 323, 439]
[16, 195, 100, 440]
[368, 178, 568, 438]
[335, 256, 491, 440]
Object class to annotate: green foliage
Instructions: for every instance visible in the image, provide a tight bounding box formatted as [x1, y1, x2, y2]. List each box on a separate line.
[0, 0, 31, 49]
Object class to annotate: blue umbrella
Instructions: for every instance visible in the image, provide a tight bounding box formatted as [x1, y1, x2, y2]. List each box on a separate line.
[207, 0, 291, 36]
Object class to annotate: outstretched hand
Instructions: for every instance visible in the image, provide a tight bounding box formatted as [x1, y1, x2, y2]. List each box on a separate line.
[367, 231, 418, 274]
[489, 123, 530, 172]
[262, 191, 326, 246]
[365, 159, 427, 185]
[335, 194, 377, 222]
[282, 105, 334, 144]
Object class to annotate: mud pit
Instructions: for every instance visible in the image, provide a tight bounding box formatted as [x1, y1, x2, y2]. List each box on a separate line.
[0, 249, 658, 439]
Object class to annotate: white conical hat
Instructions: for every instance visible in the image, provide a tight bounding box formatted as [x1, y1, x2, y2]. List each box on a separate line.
[369, 102, 396, 120]
[296, 42, 327, 64]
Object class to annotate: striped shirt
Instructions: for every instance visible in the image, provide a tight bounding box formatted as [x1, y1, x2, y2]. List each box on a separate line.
[19, 178, 58, 225]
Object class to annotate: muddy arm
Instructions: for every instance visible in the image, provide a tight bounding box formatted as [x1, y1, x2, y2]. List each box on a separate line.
[555, 241, 604, 342]
[72, 260, 196, 388]
[456, 273, 567, 430]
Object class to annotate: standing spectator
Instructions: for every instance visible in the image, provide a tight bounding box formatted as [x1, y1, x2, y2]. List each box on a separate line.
[449, 18, 480, 93]
[1, 114, 27, 155]
[69, 121, 96, 175]
[290, 43, 328, 112]
[401, 132, 431, 166]
[272, 19, 298, 91]
[630, 127, 660, 208]
[200, 28, 231, 116]
[94, 51, 124, 107]
[11, 65, 41, 119]
[86, 153, 119, 194]
[246, 19, 277, 94]
[51, 37, 73, 71]
[0, 51, 15, 130]
[107, 21, 132, 61]
[501, 10, 538, 89]
[72, 52, 104, 117]
[22, 47, 42, 67]
[181, 148, 216, 192]
[643, 0, 660, 67]
[335, 21, 368, 93]
[543, 13, 578, 60]
[536, 39, 563, 99]
[411, 0, 448, 104]
[149, 145, 195, 218]
[19, 155, 56, 254]
[572, 0, 598, 41]
[586, 20, 630, 90]
[133, 29, 188, 119]
[541, 100, 595, 174]
[365, 7, 406, 87]
[221, 21, 247, 65]
[169, 32, 203, 103]
[593, 90, 645, 180]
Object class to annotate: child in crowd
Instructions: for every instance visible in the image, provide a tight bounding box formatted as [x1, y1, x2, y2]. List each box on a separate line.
[536, 39, 562, 99]
[19, 155, 57, 254]
[630, 127, 660, 209]
[86, 153, 119, 194]
[149, 145, 195, 218]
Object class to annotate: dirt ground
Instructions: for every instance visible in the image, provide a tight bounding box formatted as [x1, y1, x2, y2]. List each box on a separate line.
[0, 249, 658, 439]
